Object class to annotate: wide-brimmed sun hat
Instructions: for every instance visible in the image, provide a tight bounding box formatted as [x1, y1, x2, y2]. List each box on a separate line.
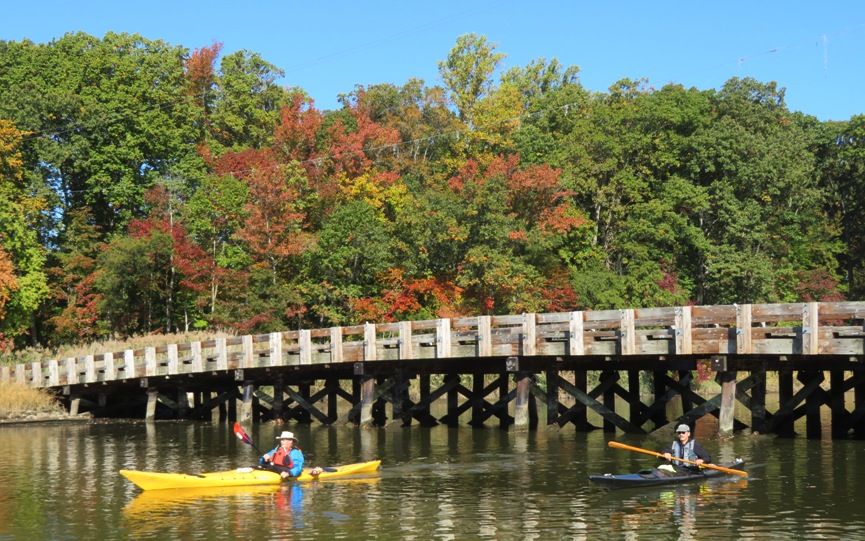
[276, 431, 297, 441]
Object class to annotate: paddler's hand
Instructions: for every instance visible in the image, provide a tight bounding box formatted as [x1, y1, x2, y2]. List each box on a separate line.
[663, 452, 672, 461]
[694, 458, 704, 466]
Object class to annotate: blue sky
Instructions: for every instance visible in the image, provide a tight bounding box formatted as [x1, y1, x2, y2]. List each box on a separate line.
[2, 1, 864, 121]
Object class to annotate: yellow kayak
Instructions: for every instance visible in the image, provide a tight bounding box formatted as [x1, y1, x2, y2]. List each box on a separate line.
[120, 460, 381, 491]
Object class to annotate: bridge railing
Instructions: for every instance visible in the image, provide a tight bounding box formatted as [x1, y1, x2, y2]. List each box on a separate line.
[2, 301, 863, 389]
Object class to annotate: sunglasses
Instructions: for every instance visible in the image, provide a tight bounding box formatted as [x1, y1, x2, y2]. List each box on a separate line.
[676, 431, 688, 434]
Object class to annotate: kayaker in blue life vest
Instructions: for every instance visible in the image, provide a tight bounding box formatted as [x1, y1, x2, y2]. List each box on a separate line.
[261, 431, 323, 478]
[661, 424, 711, 472]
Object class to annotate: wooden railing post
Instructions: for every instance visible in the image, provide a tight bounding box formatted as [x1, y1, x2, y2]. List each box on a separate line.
[569, 311, 585, 356]
[168, 344, 179, 373]
[66, 358, 77, 385]
[522, 313, 537, 356]
[215, 338, 227, 371]
[49, 359, 60, 387]
[364, 323, 377, 361]
[736, 304, 752, 354]
[31, 362, 42, 388]
[674, 306, 692, 355]
[299, 329, 312, 365]
[478, 316, 492, 357]
[124, 350, 135, 379]
[242, 335, 254, 368]
[620, 309, 635, 355]
[104, 353, 115, 381]
[802, 302, 819, 355]
[436, 318, 451, 359]
[329, 327, 343, 363]
[145, 347, 157, 377]
[269, 333, 282, 366]
[398, 321, 412, 360]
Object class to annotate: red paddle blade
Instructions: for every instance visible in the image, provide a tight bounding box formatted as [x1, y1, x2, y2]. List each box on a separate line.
[233, 422, 253, 445]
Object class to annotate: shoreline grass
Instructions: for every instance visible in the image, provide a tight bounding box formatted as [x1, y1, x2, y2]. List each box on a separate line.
[0, 381, 64, 418]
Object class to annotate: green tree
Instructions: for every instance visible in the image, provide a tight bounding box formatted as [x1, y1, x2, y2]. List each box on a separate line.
[822, 115, 865, 298]
[438, 33, 506, 126]
[0, 119, 49, 347]
[685, 77, 840, 304]
[0, 32, 201, 236]
[209, 49, 290, 153]
[302, 200, 394, 325]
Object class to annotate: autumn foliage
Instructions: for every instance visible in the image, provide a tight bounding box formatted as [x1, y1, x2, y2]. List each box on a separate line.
[0, 32, 858, 352]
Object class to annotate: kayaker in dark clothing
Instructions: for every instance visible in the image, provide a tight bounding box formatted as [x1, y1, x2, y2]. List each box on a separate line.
[661, 424, 711, 472]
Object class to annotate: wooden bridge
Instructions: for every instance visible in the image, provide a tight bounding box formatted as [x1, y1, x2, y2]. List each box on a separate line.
[2, 302, 865, 438]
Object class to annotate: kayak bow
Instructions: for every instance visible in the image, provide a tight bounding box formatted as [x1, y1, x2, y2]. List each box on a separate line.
[120, 460, 381, 491]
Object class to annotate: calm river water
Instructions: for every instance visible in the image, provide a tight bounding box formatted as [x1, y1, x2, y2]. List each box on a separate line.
[1, 417, 863, 540]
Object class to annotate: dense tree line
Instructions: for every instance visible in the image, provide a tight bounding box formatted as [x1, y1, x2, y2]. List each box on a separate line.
[0, 31, 862, 352]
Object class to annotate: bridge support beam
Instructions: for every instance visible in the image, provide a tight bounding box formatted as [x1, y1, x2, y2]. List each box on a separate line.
[240, 381, 254, 423]
[514, 373, 531, 429]
[145, 388, 157, 421]
[177, 386, 189, 419]
[359, 375, 375, 427]
[717, 371, 737, 437]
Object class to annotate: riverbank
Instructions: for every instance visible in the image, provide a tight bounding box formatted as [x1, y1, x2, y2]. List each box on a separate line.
[0, 380, 89, 425]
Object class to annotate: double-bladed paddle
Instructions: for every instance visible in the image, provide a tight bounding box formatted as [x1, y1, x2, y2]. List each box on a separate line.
[608, 441, 747, 477]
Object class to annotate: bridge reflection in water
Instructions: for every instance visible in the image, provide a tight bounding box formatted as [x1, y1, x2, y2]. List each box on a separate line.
[2, 302, 863, 438]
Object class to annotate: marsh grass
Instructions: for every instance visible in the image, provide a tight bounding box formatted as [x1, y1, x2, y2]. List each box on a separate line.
[0, 381, 64, 417]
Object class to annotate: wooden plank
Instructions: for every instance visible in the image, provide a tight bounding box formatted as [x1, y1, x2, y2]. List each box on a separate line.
[751, 303, 806, 322]
[819, 301, 865, 320]
[691, 305, 737, 325]
[633, 307, 677, 327]
[491, 315, 523, 326]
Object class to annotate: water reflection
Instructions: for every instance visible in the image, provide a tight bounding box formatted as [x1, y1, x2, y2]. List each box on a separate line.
[595, 479, 748, 540]
[1, 421, 865, 540]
